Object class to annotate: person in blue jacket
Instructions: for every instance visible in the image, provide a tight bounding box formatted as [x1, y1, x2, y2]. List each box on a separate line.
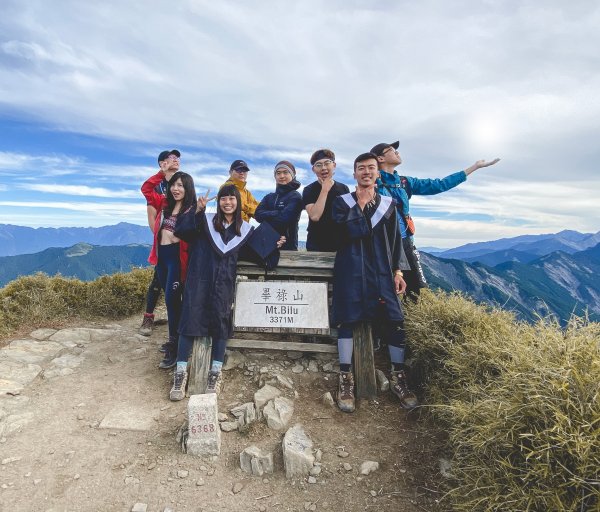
[371, 140, 500, 298]
[255, 160, 303, 250]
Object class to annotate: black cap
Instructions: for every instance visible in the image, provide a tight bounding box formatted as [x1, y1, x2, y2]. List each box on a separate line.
[230, 159, 250, 172]
[370, 141, 399, 156]
[244, 222, 282, 269]
[158, 149, 181, 163]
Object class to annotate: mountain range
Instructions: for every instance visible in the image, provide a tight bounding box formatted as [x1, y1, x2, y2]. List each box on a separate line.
[0, 223, 152, 257]
[1, 224, 598, 325]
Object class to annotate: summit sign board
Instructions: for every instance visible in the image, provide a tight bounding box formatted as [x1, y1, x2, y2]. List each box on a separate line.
[234, 281, 329, 330]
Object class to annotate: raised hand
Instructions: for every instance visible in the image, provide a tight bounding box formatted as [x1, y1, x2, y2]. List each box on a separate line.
[197, 189, 210, 212]
[465, 158, 500, 175]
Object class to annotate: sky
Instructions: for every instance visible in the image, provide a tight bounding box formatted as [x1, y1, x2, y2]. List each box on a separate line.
[1, 0, 599, 249]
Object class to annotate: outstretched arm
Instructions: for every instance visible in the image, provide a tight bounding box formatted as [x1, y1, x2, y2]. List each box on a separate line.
[464, 158, 500, 176]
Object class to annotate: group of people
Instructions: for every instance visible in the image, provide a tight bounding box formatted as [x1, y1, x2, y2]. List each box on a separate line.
[139, 143, 499, 411]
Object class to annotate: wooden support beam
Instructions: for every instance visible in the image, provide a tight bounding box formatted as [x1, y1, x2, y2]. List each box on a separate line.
[187, 336, 212, 395]
[353, 322, 377, 399]
[227, 338, 337, 353]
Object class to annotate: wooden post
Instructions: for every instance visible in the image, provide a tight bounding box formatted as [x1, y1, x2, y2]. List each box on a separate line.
[187, 336, 212, 396]
[353, 322, 377, 399]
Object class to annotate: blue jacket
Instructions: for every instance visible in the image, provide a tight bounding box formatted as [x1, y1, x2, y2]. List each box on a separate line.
[255, 180, 303, 250]
[376, 170, 466, 238]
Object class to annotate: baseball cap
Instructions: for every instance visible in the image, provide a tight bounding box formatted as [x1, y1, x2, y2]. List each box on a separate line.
[230, 159, 250, 172]
[157, 149, 181, 163]
[370, 141, 399, 156]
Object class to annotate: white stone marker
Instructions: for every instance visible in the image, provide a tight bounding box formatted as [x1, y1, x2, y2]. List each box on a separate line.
[187, 394, 221, 457]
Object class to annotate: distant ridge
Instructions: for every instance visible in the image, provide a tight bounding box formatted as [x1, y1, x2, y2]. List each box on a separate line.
[0, 223, 152, 257]
[0, 242, 151, 286]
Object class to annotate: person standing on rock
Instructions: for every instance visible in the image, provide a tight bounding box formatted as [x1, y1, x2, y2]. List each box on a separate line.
[331, 152, 418, 413]
[139, 149, 181, 337]
[302, 148, 350, 252]
[371, 140, 500, 299]
[142, 169, 195, 369]
[255, 160, 303, 251]
[169, 184, 286, 401]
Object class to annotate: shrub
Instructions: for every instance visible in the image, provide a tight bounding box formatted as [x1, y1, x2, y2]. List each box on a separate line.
[406, 289, 600, 511]
[0, 269, 153, 339]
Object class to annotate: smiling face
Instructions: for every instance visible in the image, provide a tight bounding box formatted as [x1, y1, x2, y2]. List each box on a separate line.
[354, 158, 380, 187]
[378, 146, 402, 167]
[170, 177, 185, 202]
[219, 194, 238, 218]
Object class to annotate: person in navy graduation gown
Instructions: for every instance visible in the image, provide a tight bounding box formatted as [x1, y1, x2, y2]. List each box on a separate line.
[168, 184, 285, 400]
[331, 152, 418, 413]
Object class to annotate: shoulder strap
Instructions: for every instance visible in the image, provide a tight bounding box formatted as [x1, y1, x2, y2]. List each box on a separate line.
[399, 176, 412, 199]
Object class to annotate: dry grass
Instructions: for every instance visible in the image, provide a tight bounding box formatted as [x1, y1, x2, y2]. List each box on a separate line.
[406, 289, 600, 511]
[0, 269, 153, 340]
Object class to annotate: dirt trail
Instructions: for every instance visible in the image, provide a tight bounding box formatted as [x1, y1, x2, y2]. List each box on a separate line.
[0, 316, 446, 512]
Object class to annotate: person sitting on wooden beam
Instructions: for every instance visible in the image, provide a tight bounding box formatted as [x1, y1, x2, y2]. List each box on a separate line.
[331, 152, 417, 412]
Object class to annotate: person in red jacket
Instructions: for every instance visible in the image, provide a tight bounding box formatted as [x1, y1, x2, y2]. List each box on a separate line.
[139, 149, 180, 337]
[142, 169, 195, 369]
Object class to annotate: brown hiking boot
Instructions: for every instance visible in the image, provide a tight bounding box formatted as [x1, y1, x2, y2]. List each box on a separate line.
[139, 314, 154, 336]
[169, 370, 188, 401]
[390, 370, 419, 410]
[205, 371, 223, 395]
[337, 371, 356, 413]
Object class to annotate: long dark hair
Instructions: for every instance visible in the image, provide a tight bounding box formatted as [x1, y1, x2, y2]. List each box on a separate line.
[165, 172, 196, 216]
[214, 184, 243, 235]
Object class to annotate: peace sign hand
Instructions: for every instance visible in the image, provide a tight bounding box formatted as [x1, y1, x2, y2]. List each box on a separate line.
[197, 189, 210, 212]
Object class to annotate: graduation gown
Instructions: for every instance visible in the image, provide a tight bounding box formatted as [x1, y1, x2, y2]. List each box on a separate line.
[175, 209, 254, 340]
[331, 192, 410, 326]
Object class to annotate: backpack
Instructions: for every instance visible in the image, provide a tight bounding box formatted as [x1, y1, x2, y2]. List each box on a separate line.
[380, 176, 415, 235]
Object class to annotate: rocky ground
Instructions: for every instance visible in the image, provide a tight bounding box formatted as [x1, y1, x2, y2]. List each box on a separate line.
[0, 314, 449, 512]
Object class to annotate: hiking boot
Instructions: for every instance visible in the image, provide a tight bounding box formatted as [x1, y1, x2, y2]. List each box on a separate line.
[139, 314, 154, 336]
[169, 370, 188, 401]
[205, 371, 223, 394]
[390, 370, 419, 410]
[158, 342, 177, 369]
[158, 343, 167, 353]
[337, 371, 356, 413]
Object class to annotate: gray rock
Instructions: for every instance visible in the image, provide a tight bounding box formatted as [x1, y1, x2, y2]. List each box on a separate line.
[254, 384, 281, 412]
[0, 339, 63, 365]
[282, 425, 315, 478]
[270, 373, 294, 390]
[307, 476, 317, 484]
[286, 351, 303, 360]
[263, 397, 294, 430]
[232, 481, 244, 494]
[240, 445, 274, 476]
[177, 469, 189, 478]
[99, 404, 156, 431]
[223, 350, 246, 370]
[439, 458, 453, 478]
[230, 402, 256, 426]
[49, 327, 118, 347]
[359, 461, 379, 475]
[322, 362, 334, 372]
[314, 449, 322, 462]
[337, 450, 349, 458]
[343, 463, 352, 471]
[48, 353, 85, 369]
[217, 412, 229, 422]
[307, 360, 319, 373]
[0, 360, 42, 395]
[375, 370, 390, 392]
[29, 328, 58, 340]
[131, 504, 147, 512]
[309, 465, 322, 476]
[220, 421, 239, 432]
[291, 364, 304, 374]
[321, 392, 335, 407]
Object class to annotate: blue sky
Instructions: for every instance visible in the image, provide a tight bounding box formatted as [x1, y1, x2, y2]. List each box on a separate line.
[1, 0, 599, 248]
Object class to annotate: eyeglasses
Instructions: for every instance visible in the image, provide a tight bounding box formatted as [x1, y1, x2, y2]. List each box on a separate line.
[166, 155, 180, 161]
[233, 168, 249, 173]
[382, 148, 399, 156]
[313, 160, 334, 170]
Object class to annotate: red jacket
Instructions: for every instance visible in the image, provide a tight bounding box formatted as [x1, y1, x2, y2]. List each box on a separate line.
[142, 172, 189, 282]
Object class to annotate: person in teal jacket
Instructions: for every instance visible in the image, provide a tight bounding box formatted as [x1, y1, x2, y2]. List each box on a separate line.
[371, 140, 500, 298]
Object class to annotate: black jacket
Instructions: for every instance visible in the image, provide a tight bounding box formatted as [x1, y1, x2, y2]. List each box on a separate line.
[255, 180, 302, 250]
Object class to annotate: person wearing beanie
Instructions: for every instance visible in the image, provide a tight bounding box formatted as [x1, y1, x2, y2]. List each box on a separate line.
[302, 148, 350, 252]
[220, 159, 260, 222]
[255, 160, 303, 251]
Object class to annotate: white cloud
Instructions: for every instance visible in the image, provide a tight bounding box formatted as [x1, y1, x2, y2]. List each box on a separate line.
[25, 184, 139, 199]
